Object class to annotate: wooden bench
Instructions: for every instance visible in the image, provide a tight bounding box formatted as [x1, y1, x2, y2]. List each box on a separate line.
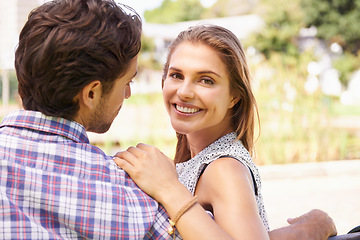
[328, 232, 360, 240]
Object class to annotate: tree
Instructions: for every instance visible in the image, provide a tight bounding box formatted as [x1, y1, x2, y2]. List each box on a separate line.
[138, 36, 162, 71]
[246, 0, 304, 59]
[202, 0, 258, 18]
[301, 0, 360, 55]
[144, 0, 205, 23]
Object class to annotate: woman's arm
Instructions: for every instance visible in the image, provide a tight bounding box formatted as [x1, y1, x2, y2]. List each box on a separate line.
[114, 143, 233, 240]
[113, 143, 337, 240]
[195, 157, 269, 240]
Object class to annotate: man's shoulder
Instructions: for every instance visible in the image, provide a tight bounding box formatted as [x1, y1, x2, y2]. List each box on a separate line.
[0, 110, 125, 183]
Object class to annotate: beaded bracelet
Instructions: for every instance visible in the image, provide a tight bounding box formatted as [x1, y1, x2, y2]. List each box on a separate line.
[167, 195, 198, 239]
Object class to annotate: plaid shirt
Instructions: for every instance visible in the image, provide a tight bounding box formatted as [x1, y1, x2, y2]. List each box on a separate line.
[0, 110, 173, 239]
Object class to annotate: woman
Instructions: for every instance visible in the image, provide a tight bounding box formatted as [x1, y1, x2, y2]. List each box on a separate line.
[114, 25, 336, 240]
[163, 23, 270, 235]
[116, 24, 268, 240]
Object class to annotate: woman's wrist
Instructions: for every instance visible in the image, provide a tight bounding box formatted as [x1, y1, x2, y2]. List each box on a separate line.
[157, 181, 195, 218]
[167, 195, 198, 237]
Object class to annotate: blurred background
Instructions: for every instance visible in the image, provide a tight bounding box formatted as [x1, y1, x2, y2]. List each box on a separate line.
[1, 0, 359, 235]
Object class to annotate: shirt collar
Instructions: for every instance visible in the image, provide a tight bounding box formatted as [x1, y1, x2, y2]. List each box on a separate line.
[0, 110, 89, 143]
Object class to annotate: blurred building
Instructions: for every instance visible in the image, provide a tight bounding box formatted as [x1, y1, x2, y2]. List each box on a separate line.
[0, 0, 40, 69]
[0, 0, 39, 107]
[142, 15, 264, 64]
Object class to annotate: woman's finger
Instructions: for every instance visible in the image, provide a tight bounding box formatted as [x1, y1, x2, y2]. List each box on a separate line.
[136, 144, 173, 164]
[136, 143, 153, 151]
[114, 150, 138, 165]
[113, 157, 135, 173]
[125, 146, 148, 159]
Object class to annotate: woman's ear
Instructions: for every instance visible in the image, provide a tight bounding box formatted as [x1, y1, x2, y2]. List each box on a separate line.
[229, 95, 240, 108]
[77, 80, 102, 110]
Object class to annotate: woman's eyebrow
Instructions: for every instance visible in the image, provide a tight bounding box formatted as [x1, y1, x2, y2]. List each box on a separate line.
[169, 67, 220, 77]
[197, 70, 220, 77]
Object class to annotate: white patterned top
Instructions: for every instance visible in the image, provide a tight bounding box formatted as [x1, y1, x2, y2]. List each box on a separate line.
[176, 132, 269, 230]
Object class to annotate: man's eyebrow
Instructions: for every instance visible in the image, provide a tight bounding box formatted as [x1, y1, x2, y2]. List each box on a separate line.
[168, 66, 182, 72]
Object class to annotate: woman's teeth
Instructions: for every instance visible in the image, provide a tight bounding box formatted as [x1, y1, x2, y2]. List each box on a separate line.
[176, 105, 200, 113]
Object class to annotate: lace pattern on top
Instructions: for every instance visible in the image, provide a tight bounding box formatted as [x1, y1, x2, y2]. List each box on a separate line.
[176, 132, 269, 230]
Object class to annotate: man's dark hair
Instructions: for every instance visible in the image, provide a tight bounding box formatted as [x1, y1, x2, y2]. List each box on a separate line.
[15, 0, 142, 119]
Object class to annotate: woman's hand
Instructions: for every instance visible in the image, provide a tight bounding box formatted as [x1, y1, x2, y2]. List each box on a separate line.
[113, 143, 179, 203]
[115, 144, 235, 240]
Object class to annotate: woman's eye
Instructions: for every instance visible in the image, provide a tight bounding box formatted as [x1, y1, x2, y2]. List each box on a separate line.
[169, 73, 183, 79]
[200, 78, 214, 85]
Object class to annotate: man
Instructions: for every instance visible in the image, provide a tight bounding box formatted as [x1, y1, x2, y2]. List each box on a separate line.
[1, 0, 161, 239]
[0, 0, 336, 239]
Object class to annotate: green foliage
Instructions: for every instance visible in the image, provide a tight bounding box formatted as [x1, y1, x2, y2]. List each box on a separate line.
[333, 52, 360, 85]
[140, 35, 156, 53]
[0, 70, 18, 103]
[301, 0, 360, 54]
[250, 51, 360, 164]
[246, 0, 303, 59]
[144, 0, 205, 23]
[138, 36, 162, 71]
[202, 0, 256, 18]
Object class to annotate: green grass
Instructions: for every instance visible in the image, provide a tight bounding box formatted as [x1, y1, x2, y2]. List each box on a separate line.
[329, 102, 360, 116]
[126, 92, 163, 105]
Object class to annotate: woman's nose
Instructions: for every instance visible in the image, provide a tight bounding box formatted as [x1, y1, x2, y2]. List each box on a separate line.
[177, 81, 195, 100]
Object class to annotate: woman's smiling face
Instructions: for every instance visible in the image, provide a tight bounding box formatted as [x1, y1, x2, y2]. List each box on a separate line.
[162, 42, 239, 137]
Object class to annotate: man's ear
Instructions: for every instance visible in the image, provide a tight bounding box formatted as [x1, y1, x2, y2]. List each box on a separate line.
[78, 80, 102, 109]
